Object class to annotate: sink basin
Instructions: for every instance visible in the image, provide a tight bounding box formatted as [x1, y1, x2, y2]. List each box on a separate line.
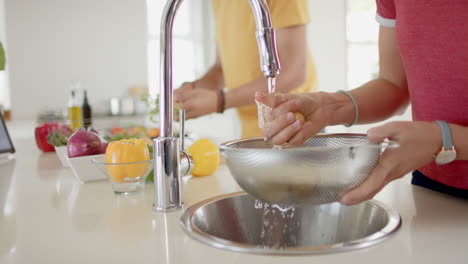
[180, 192, 401, 255]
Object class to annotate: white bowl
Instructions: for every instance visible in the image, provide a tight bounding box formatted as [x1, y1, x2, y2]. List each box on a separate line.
[68, 154, 108, 184]
[54, 146, 70, 167]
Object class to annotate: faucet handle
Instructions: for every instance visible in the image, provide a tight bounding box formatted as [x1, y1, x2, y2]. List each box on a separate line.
[179, 109, 186, 151]
[178, 108, 194, 176]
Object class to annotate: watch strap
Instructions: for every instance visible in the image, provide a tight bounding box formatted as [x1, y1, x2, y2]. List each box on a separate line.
[436, 120, 453, 150]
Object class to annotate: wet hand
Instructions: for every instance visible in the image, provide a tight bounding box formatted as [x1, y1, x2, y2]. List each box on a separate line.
[255, 92, 328, 146]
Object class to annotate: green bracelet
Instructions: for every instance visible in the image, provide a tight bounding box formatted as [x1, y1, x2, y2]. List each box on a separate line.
[337, 90, 359, 127]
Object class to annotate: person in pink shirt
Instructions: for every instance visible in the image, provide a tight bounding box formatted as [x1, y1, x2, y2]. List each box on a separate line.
[256, 0, 468, 205]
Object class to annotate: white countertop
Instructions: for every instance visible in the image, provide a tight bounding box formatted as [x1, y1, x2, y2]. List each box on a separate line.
[1, 121, 468, 264]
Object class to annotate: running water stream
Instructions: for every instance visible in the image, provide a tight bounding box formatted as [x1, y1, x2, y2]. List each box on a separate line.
[256, 77, 276, 129]
[256, 77, 282, 149]
[254, 199, 298, 249]
[267, 76, 276, 94]
[254, 78, 299, 248]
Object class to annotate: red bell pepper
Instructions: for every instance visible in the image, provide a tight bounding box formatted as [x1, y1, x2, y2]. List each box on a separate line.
[35, 122, 59, 152]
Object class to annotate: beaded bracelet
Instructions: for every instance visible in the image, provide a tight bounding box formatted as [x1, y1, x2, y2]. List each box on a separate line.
[337, 90, 359, 127]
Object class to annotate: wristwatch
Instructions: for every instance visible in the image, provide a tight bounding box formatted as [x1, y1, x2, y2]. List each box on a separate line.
[434, 120, 457, 165]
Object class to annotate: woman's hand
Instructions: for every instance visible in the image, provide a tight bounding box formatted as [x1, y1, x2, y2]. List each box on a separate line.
[341, 121, 442, 205]
[174, 88, 218, 119]
[255, 92, 330, 146]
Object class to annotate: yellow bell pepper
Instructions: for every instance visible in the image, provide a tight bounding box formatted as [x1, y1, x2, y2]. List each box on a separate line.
[105, 138, 150, 183]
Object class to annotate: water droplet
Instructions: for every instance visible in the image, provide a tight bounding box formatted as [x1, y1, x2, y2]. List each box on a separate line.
[254, 199, 263, 209]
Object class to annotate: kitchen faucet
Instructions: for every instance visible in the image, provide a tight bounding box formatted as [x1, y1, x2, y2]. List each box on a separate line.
[153, 0, 281, 212]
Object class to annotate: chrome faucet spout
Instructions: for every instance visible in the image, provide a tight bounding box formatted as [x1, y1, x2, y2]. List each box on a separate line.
[159, 0, 183, 139]
[248, 0, 281, 77]
[154, 0, 281, 212]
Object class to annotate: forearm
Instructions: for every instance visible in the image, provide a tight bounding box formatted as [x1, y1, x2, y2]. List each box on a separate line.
[326, 25, 409, 126]
[325, 78, 409, 126]
[225, 68, 306, 109]
[194, 64, 225, 91]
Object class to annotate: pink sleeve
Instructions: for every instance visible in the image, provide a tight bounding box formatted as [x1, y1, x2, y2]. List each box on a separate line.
[376, 0, 396, 19]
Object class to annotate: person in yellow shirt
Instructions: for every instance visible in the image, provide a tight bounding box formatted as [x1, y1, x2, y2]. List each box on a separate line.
[174, 0, 317, 138]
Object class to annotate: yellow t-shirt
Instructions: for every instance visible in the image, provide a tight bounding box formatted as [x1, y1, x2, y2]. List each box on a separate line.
[212, 0, 317, 138]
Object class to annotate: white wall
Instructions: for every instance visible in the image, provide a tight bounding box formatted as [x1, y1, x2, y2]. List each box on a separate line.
[307, 0, 348, 134]
[5, 0, 147, 120]
[0, 0, 5, 49]
[0, 0, 10, 110]
[3, 0, 348, 141]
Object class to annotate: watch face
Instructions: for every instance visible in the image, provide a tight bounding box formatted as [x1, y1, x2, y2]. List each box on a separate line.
[435, 150, 457, 165]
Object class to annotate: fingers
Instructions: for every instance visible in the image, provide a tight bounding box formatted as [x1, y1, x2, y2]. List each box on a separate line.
[176, 93, 203, 120]
[174, 88, 194, 119]
[340, 145, 403, 206]
[271, 120, 302, 145]
[175, 88, 198, 105]
[340, 162, 391, 206]
[255, 92, 277, 108]
[270, 99, 303, 120]
[175, 89, 219, 120]
[174, 90, 186, 103]
[256, 92, 306, 134]
[342, 121, 443, 206]
[178, 101, 205, 120]
[367, 122, 403, 143]
[255, 92, 297, 108]
[264, 118, 317, 147]
[288, 121, 318, 146]
[263, 112, 297, 140]
[174, 82, 195, 102]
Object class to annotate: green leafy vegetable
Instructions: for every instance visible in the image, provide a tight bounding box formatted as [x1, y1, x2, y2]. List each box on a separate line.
[141, 93, 182, 124]
[0, 42, 5, 71]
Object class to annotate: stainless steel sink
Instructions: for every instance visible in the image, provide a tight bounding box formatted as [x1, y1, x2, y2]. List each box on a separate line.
[180, 192, 401, 255]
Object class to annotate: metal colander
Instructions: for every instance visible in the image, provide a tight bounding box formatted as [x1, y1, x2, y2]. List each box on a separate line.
[220, 134, 389, 205]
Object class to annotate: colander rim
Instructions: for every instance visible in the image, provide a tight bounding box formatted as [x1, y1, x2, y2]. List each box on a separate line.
[219, 133, 394, 152]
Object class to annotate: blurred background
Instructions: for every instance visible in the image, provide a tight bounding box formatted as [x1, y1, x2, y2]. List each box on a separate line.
[0, 0, 410, 143]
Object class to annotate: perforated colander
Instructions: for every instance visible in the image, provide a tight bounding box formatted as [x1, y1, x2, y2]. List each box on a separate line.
[220, 134, 395, 205]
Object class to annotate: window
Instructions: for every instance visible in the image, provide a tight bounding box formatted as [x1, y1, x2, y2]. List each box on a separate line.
[146, 0, 214, 96]
[345, 0, 411, 133]
[145, 1, 240, 143]
[346, 0, 379, 90]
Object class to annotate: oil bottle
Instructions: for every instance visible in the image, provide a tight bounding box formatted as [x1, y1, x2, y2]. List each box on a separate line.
[82, 90, 92, 129]
[68, 90, 83, 131]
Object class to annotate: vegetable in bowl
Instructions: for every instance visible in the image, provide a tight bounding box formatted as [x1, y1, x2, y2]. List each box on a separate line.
[67, 129, 107, 158]
[46, 125, 73, 147]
